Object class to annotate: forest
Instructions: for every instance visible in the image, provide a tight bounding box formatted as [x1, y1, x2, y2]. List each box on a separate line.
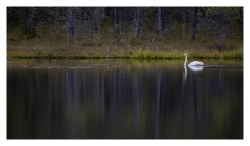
[7, 7, 243, 59]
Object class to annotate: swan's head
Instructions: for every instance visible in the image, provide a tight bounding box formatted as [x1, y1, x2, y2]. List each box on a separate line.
[183, 53, 187, 56]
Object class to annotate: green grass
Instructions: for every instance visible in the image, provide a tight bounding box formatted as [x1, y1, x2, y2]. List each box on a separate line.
[7, 45, 243, 60]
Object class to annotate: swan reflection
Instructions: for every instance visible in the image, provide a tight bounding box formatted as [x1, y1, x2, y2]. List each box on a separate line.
[183, 64, 204, 82]
[182, 63, 202, 130]
[183, 65, 187, 83]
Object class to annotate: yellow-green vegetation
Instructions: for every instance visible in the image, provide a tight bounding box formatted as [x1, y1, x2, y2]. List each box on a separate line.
[7, 37, 243, 59]
[7, 44, 243, 60]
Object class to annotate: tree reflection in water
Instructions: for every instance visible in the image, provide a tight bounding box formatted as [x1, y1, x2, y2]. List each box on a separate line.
[7, 60, 243, 139]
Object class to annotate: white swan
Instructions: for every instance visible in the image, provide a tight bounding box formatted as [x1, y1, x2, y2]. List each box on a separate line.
[188, 65, 204, 72]
[183, 53, 204, 66]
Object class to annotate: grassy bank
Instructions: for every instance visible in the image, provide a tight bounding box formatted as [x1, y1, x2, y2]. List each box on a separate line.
[7, 47, 243, 60]
[7, 23, 243, 60]
[7, 41, 243, 60]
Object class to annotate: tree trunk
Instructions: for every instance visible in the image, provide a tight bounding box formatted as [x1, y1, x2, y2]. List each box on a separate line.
[123, 7, 128, 40]
[134, 7, 142, 38]
[217, 13, 223, 46]
[118, 7, 122, 35]
[113, 7, 118, 38]
[66, 23, 69, 47]
[206, 16, 212, 36]
[95, 8, 101, 34]
[66, 7, 77, 47]
[91, 8, 94, 39]
[157, 7, 162, 34]
[80, 7, 85, 36]
[161, 7, 168, 34]
[190, 7, 198, 43]
[66, 8, 71, 47]
[52, 8, 58, 46]
[72, 8, 77, 47]
[182, 7, 186, 37]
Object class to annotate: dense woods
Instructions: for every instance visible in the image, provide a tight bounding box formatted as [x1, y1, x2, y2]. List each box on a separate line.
[7, 7, 243, 59]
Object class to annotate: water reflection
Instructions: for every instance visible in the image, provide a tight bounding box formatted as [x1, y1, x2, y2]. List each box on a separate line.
[7, 60, 243, 139]
[182, 65, 201, 138]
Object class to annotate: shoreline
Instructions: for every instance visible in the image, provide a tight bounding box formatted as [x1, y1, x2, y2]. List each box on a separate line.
[7, 48, 243, 60]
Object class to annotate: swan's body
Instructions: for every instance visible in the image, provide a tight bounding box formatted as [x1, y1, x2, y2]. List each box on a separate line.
[183, 53, 204, 66]
[188, 61, 204, 66]
[188, 65, 204, 72]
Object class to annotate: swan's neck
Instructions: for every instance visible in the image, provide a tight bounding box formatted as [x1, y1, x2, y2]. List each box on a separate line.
[184, 55, 187, 66]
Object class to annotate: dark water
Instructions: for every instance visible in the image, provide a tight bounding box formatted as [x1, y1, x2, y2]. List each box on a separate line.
[7, 59, 243, 139]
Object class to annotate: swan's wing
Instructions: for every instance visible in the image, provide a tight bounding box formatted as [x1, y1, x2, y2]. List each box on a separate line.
[188, 65, 204, 71]
[188, 61, 204, 66]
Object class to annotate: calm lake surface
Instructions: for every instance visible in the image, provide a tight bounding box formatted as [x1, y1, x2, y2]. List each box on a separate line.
[7, 59, 243, 139]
